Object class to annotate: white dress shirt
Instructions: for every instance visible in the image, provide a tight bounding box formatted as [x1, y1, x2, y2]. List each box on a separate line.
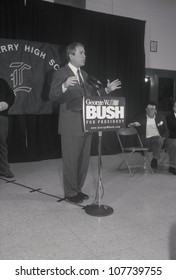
[62, 62, 110, 95]
[146, 115, 160, 138]
[68, 62, 84, 82]
[62, 62, 84, 92]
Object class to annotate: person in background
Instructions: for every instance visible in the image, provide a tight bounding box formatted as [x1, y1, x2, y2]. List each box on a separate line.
[166, 101, 176, 175]
[129, 101, 169, 170]
[0, 77, 15, 178]
[49, 42, 121, 203]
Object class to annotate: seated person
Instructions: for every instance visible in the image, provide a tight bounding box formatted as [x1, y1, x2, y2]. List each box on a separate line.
[165, 101, 176, 175]
[129, 101, 169, 170]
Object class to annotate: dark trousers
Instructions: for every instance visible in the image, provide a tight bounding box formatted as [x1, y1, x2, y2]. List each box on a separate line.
[144, 136, 164, 160]
[165, 138, 176, 168]
[0, 116, 10, 172]
[61, 133, 92, 197]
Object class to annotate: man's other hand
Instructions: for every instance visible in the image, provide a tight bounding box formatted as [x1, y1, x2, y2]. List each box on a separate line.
[105, 78, 121, 94]
[0, 102, 9, 111]
[63, 76, 78, 88]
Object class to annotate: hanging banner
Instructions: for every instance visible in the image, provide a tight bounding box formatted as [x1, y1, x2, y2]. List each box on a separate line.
[0, 38, 63, 114]
[83, 96, 125, 132]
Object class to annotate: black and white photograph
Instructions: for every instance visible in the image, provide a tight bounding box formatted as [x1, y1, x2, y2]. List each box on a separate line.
[1, 0, 176, 273]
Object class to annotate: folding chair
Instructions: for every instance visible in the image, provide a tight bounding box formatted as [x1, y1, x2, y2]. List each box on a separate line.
[116, 127, 153, 176]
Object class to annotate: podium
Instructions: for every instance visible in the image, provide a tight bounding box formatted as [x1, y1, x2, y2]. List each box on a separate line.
[83, 96, 125, 217]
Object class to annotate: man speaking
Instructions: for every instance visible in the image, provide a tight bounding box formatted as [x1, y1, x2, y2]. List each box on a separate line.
[49, 42, 121, 203]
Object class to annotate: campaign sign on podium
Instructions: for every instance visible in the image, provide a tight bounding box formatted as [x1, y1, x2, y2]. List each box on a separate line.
[83, 96, 125, 217]
[83, 96, 125, 132]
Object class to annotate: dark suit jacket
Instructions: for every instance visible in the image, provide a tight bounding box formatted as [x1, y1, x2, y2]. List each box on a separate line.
[49, 64, 106, 136]
[0, 78, 15, 116]
[133, 114, 169, 143]
[166, 112, 176, 139]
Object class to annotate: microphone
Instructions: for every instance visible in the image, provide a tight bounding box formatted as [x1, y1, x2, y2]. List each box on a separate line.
[88, 75, 102, 89]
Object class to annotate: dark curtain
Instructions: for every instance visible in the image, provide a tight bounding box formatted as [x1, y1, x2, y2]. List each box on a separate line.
[0, 0, 146, 161]
[0, 0, 25, 39]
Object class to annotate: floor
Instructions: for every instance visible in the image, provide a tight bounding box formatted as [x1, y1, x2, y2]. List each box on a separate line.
[0, 153, 176, 260]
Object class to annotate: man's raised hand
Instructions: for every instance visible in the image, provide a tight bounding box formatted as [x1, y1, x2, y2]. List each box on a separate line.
[106, 78, 121, 94]
[64, 76, 78, 88]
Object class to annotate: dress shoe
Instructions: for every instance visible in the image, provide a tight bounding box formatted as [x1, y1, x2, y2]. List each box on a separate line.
[0, 170, 14, 178]
[66, 195, 83, 204]
[169, 167, 176, 175]
[151, 158, 158, 169]
[78, 192, 89, 200]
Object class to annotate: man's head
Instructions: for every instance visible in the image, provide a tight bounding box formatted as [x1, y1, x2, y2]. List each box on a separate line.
[173, 101, 176, 113]
[66, 42, 86, 68]
[146, 101, 157, 118]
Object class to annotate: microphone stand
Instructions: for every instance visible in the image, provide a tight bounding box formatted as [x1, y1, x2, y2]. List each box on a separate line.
[84, 86, 114, 217]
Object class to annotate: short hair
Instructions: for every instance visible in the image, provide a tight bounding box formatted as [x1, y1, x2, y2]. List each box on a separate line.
[146, 101, 157, 109]
[66, 42, 84, 61]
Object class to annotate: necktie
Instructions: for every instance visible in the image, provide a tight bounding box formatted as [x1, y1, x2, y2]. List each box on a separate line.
[77, 69, 86, 96]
